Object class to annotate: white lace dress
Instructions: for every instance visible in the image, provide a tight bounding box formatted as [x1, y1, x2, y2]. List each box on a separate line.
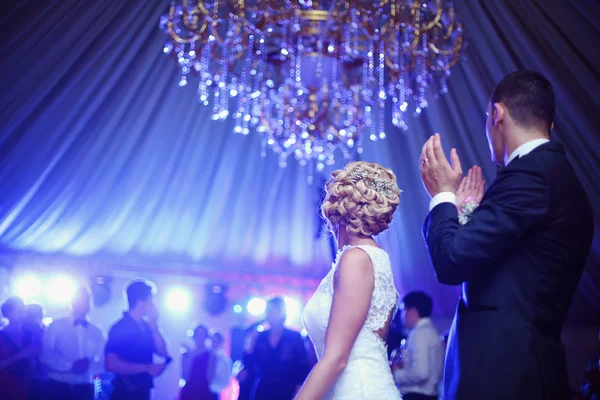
[302, 245, 402, 400]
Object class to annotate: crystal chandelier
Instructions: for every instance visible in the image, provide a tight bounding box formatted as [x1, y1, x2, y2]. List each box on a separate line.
[160, 0, 464, 182]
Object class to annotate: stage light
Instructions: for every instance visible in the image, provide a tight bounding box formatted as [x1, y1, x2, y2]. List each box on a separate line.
[247, 297, 266, 316]
[284, 297, 302, 322]
[233, 304, 243, 314]
[166, 287, 191, 313]
[90, 275, 112, 307]
[15, 275, 42, 301]
[204, 284, 228, 316]
[47, 276, 77, 305]
[256, 324, 265, 332]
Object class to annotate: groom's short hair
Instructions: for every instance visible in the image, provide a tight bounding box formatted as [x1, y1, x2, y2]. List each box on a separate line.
[490, 70, 555, 132]
[402, 291, 433, 318]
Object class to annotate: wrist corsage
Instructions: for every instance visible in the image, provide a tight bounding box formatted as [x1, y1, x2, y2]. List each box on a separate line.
[458, 199, 478, 225]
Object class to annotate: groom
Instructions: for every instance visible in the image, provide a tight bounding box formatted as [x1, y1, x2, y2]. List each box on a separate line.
[420, 70, 594, 399]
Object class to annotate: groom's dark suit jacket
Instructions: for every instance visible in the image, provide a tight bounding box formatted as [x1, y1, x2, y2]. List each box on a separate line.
[423, 141, 594, 400]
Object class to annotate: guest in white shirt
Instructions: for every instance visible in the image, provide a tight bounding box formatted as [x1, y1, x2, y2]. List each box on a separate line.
[209, 331, 232, 399]
[392, 291, 444, 400]
[42, 287, 105, 400]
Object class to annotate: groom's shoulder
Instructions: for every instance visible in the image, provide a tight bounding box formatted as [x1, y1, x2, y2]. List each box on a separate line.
[529, 140, 567, 163]
[494, 141, 586, 204]
[530, 141, 580, 183]
[515, 141, 590, 206]
[507, 141, 570, 176]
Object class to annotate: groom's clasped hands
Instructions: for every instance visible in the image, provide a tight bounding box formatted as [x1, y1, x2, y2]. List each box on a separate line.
[420, 133, 486, 206]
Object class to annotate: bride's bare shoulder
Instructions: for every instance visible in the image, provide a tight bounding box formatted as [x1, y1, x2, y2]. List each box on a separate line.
[335, 248, 375, 282]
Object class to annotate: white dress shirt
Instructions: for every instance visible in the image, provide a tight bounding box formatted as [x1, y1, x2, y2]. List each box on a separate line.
[429, 138, 550, 211]
[210, 349, 233, 394]
[394, 318, 444, 396]
[42, 316, 105, 384]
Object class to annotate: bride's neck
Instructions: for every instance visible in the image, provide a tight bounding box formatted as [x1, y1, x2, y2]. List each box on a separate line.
[337, 226, 377, 248]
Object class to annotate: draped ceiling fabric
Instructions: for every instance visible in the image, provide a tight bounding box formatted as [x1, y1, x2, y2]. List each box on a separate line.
[0, 0, 599, 323]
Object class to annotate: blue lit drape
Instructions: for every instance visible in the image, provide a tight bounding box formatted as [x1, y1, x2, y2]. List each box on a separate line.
[0, 0, 598, 322]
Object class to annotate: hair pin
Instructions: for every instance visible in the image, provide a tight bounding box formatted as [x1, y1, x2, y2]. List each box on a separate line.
[349, 166, 402, 196]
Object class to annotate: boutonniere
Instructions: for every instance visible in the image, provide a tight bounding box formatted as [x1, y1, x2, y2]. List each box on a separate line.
[458, 199, 478, 225]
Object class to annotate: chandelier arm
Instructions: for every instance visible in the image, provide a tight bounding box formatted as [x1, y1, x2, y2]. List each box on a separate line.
[167, 2, 205, 44]
[413, 0, 444, 32]
[441, 21, 454, 41]
[440, 6, 456, 40]
[428, 32, 463, 57]
[182, 0, 210, 31]
[381, 25, 420, 71]
[168, 25, 203, 44]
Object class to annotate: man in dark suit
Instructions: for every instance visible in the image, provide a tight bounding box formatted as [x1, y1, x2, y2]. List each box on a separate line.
[419, 70, 594, 399]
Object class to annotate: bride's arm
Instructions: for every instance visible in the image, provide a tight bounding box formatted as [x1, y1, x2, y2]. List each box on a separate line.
[295, 248, 374, 400]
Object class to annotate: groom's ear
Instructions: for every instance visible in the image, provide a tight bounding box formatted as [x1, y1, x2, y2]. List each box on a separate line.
[492, 103, 505, 126]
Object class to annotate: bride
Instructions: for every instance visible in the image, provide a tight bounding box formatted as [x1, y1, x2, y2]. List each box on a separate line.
[297, 161, 402, 400]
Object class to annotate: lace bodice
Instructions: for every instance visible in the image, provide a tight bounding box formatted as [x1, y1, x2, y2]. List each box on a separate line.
[302, 245, 401, 399]
[322, 245, 399, 331]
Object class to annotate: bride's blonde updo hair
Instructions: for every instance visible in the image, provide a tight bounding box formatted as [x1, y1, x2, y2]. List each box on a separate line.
[321, 161, 401, 237]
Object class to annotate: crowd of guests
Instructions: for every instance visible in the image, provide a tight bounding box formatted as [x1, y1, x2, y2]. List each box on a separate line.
[0, 286, 477, 400]
[0, 279, 233, 400]
[2, 280, 597, 400]
[0, 284, 527, 400]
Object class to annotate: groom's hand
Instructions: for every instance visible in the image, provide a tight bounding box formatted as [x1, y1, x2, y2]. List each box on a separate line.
[420, 133, 462, 198]
[456, 166, 486, 206]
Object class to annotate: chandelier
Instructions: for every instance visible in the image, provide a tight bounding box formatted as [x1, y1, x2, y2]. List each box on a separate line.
[160, 0, 464, 182]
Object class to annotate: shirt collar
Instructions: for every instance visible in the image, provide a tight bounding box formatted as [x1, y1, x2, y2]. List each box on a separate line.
[506, 138, 550, 165]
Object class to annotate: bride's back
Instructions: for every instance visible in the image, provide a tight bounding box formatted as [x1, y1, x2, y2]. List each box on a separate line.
[302, 244, 400, 399]
[303, 245, 398, 360]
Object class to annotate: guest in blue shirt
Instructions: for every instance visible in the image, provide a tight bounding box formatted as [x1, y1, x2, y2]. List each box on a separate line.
[105, 280, 170, 400]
